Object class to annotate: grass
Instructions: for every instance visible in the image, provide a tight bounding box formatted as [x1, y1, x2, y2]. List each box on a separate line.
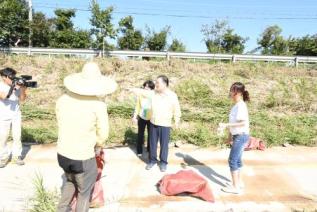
[2, 55, 316, 147]
[29, 173, 59, 212]
[251, 112, 317, 146]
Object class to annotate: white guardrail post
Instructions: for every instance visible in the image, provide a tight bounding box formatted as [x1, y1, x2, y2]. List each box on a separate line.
[232, 55, 236, 63]
[166, 51, 170, 61]
[294, 57, 299, 67]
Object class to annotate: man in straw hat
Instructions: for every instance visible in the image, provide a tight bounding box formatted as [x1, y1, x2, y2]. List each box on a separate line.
[56, 62, 117, 212]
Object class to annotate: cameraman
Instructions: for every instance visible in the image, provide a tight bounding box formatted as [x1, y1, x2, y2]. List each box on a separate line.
[0, 67, 27, 168]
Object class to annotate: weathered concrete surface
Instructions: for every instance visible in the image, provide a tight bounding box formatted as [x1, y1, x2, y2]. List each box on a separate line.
[0, 144, 316, 212]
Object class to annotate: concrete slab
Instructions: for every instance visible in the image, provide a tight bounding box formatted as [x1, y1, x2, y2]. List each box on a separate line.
[0, 144, 316, 211]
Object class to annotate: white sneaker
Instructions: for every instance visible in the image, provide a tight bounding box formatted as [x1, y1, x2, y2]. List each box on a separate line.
[221, 186, 242, 194]
[225, 181, 245, 189]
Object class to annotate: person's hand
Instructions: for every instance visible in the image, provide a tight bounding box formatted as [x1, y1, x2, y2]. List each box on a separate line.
[15, 84, 26, 90]
[15, 84, 21, 89]
[218, 123, 227, 129]
[95, 146, 102, 155]
[225, 139, 233, 146]
[131, 116, 138, 125]
[217, 123, 227, 136]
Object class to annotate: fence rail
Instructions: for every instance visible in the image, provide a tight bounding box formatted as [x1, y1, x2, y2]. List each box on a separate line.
[1, 47, 317, 67]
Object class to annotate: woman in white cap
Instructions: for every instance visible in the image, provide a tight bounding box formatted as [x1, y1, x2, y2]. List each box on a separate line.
[56, 62, 117, 212]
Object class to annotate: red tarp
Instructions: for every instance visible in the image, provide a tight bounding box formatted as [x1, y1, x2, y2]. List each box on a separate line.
[157, 170, 215, 202]
[227, 136, 266, 151]
[244, 137, 266, 151]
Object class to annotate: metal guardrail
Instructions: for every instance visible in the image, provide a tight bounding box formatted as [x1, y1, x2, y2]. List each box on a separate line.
[1, 47, 317, 66]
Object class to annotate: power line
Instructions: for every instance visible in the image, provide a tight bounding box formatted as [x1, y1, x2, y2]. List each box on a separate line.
[33, 5, 317, 20]
[33, 1, 317, 16]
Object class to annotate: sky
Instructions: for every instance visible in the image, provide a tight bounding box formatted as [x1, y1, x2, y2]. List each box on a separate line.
[32, 0, 317, 52]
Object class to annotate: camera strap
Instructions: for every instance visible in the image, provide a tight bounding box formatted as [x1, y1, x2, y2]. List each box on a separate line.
[6, 83, 15, 99]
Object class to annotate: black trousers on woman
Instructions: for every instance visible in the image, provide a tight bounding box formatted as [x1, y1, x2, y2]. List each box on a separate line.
[137, 117, 150, 154]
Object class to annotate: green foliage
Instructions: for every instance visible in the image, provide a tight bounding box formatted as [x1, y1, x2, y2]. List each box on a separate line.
[222, 29, 247, 54]
[264, 78, 316, 111]
[176, 80, 212, 101]
[176, 80, 216, 107]
[31, 12, 52, 47]
[53, 9, 75, 31]
[22, 105, 54, 120]
[0, 0, 29, 47]
[29, 173, 58, 212]
[289, 34, 317, 56]
[257, 25, 290, 55]
[108, 103, 134, 118]
[69, 30, 92, 48]
[169, 39, 186, 52]
[22, 127, 57, 144]
[201, 19, 247, 54]
[144, 26, 170, 51]
[21, 105, 57, 144]
[123, 127, 138, 145]
[201, 19, 229, 53]
[251, 112, 317, 146]
[90, 2, 117, 50]
[118, 16, 144, 50]
[49, 9, 91, 48]
[172, 123, 223, 147]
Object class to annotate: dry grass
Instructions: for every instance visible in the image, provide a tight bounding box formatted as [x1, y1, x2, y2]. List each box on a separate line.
[1, 55, 316, 146]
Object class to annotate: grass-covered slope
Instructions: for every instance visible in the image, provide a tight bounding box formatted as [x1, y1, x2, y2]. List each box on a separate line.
[1, 55, 316, 147]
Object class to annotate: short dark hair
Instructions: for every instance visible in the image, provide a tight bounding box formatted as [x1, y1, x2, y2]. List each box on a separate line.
[143, 80, 155, 90]
[157, 75, 169, 87]
[0, 67, 17, 79]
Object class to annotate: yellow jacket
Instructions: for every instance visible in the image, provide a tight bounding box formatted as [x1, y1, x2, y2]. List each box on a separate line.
[150, 89, 181, 127]
[133, 95, 152, 120]
[56, 92, 109, 160]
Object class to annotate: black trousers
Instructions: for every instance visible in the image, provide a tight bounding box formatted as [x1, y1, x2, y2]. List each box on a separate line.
[57, 155, 97, 212]
[137, 117, 151, 154]
[149, 123, 171, 165]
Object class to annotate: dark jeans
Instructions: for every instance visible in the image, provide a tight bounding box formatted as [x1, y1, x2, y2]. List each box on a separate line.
[149, 123, 171, 165]
[57, 155, 98, 212]
[137, 117, 150, 154]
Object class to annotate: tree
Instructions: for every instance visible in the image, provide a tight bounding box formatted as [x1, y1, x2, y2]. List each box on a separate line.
[201, 20, 247, 54]
[201, 19, 229, 53]
[0, 0, 29, 47]
[70, 30, 91, 48]
[144, 26, 170, 51]
[49, 9, 91, 48]
[54, 9, 75, 31]
[221, 29, 247, 54]
[168, 39, 186, 52]
[289, 35, 317, 56]
[90, 1, 117, 50]
[117, 16, 143, 50]
[31, 12, 53, 47]
[257, 25, 289, 55]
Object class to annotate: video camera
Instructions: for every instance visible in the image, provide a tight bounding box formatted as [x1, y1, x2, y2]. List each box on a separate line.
[0, 67, 38, 98]
[5, 75, 37, 99]
[10, 75, 37, 88]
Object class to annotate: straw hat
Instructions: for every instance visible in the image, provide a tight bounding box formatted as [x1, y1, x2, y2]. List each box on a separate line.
[64, 62, 117, 96]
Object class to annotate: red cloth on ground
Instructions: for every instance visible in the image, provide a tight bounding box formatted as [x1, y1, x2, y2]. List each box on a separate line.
[71, 150, 105, 211]
[244, 137, 266, 151]
[90, 150, 105, 207]
[157, 170, 215, 202]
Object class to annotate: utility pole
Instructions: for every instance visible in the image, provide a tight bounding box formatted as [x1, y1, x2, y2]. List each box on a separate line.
[28, 0, 33, 56]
